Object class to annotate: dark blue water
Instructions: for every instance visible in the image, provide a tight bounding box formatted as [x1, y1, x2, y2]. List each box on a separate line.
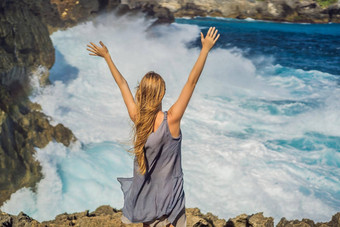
[176, 17, 340, 76]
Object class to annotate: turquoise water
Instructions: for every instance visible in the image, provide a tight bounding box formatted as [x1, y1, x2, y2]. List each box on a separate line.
[1, 13, 339, 224]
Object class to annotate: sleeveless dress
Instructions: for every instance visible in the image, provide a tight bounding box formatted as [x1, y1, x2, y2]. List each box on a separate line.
[117, 111, 186, 227]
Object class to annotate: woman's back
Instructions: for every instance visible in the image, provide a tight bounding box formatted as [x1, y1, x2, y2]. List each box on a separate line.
[117, 111, 185, 225]
[154, 111, 180, 139]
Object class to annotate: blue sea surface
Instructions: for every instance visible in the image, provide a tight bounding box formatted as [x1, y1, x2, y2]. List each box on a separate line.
[176, 17, 340, 76]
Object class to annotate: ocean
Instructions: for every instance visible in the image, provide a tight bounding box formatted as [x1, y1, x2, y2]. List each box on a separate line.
[1, 12, 339, 225]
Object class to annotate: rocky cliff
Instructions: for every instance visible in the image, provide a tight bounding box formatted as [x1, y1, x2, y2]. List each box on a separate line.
[0, 0, 77, 207]
[0, 205, 340, 227]
[124, 0, 340, 23]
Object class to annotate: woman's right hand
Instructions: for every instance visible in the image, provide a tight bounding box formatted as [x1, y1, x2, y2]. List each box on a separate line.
[87, 41, 110, 58]
[200, 27, 220, 52]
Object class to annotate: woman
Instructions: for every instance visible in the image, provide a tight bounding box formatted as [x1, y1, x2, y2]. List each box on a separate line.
[87, 26, 220, 227]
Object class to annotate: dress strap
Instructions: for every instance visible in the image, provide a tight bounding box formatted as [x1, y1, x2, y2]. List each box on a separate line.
[164, 111, 168, 120]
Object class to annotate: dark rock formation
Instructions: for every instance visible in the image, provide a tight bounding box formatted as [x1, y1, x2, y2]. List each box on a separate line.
[0, 82, 77, 208]
[114, 0, 174, 26]
[0, 0, 54, 87]
[24, 0, 174, 35]
[277, 212, 340, 227]
[226, 212, 274, 227]
[0, 205, 339, 227]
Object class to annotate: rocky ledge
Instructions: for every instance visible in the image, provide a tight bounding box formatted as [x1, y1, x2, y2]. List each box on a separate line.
[124, 0, 340, 23]
[0, 205, 339, 227]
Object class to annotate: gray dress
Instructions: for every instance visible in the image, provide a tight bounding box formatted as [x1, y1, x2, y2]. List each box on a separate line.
[117, 111, 186, 226]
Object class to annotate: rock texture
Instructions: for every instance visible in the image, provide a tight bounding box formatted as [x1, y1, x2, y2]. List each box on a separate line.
[277, 212, 340, 227]
[0, 1, 55, 87]
[0, 205, 339, 227]
[149, 0, 340, 23]
[0, 82, 77, 208]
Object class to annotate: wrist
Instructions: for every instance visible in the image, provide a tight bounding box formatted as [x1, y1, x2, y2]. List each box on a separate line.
[104, 53, 111, 60]
[201, 47, 210, 54]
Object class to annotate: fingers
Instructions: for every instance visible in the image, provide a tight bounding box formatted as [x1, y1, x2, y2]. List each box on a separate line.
[201, 26, 220, 50]
[212, 28, 218, 39]
[87, 41, 109, 57]
[87, 44, 97, 53]
[213, 33, 220, 43]
[207, 27, 213, 36]
[86, 47, 96, 54]
[90, 42, 99, 51]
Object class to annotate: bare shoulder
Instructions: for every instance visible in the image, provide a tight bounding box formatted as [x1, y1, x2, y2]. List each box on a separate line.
[167, 110, 181, 139]
[153, 111, 165, 132]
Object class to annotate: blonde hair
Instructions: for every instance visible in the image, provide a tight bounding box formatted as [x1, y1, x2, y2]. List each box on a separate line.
[130, 71, 166, 175]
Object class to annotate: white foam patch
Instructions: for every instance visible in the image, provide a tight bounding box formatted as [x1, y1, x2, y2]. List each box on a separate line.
[1, 140, 133, 222]
[2, 11, 339, 225]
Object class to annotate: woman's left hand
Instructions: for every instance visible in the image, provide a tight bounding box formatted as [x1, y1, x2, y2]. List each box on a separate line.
[87, 41, 109, 58]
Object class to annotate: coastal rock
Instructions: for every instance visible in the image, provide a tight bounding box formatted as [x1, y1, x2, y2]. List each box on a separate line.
[26, 0, 174, 34]
[249, 212, 274, 227]
[116, 0, 175, 25]
[0, 0, 55, 87]
[226, 212, 274, 227]
[186, 207, 227, 226]
[0, 83, 77, 207]
[277, 212, 340, 226]
[0, 205, 339, 227]
[154, 0, 340, 23]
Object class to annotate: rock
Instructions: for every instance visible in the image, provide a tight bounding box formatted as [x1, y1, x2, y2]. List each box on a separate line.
[186, 207, 227, 227]
[249, 212, 274, 227]
[0, 213, 13, 226]
[153, 0, 340, 23]
[329, 212, 340, 226]
[0, 205, 339, 227]
[277, 213, 340, 227]
[226, 213, 248, 227]
[0, 1, 54, 87]
[53, 123, 77, 147]
[0, 83, 77, 207]
[226, 212, 273, 227]
[0, 210, 40, 227]
[110, 0, 175, 25]
[89, 205, 119, 216]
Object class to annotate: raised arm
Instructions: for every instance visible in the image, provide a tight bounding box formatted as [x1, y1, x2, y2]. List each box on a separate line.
[168, 27, 220, 128]
[87, 41, 137, 122]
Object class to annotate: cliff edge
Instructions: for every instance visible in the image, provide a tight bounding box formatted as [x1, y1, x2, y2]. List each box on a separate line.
[1, 205, 340, 226]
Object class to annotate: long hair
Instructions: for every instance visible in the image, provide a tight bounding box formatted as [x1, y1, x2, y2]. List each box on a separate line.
[131, 71, 166, 175]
